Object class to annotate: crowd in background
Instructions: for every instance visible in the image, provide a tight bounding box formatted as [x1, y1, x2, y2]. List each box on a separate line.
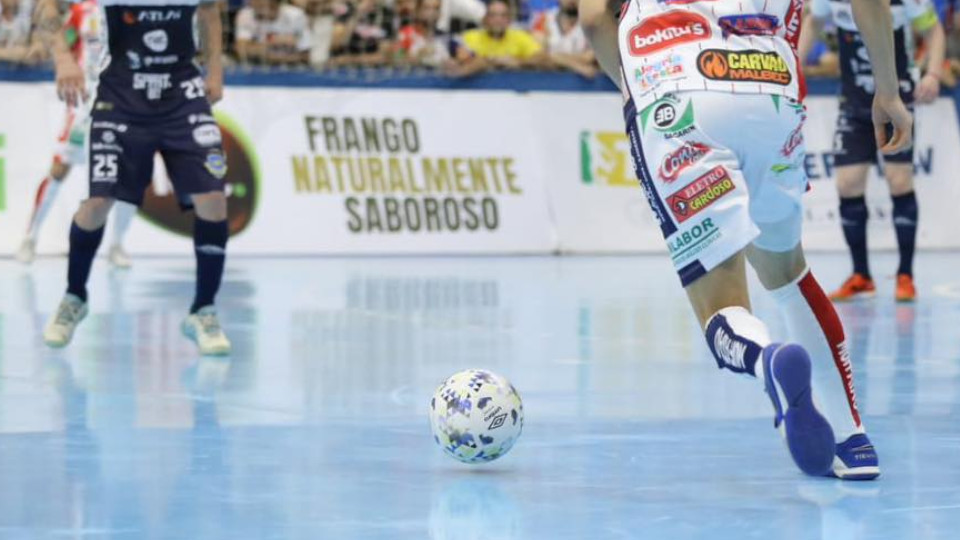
[3, 0, 960, 85]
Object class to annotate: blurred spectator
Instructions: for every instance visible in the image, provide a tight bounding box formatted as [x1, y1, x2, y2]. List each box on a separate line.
[396, 0, 417, 26]
[331, 0, 397, 66]
[530, 0, 595, 77]
[397, 0, 453, 68]
[437, 0, 485, 33]
[235, 0, 312, 66]
[452, 0, 543, 76]
[301, 0, 337, 67]
[0, 0, 41, 64]
[519, 0, 558, 27]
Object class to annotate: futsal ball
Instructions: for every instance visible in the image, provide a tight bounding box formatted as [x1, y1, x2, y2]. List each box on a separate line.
[430, 369, 523, 464]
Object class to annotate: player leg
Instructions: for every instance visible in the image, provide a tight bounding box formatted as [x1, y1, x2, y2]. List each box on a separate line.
[44, 117, 156, 348]
[829, 113, 877, 301]
[627, 92, 835, 475]
[17, 109, 86, 264]
[884, 157, 918, 301]
[17, 159, 71, 264]
[107, 201, 137, 269]
[161, 112, 231, 355]
[744, 105, 878, 480]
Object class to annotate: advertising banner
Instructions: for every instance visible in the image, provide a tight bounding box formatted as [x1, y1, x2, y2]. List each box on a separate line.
[2, 82, 958, 256]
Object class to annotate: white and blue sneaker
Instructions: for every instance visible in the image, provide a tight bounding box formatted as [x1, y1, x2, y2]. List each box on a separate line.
[762, 343, 837, 476]
[828, 433, 880, 480]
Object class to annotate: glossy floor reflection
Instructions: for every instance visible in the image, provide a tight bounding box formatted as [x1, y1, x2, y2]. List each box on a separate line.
[1, 253, 959, 539]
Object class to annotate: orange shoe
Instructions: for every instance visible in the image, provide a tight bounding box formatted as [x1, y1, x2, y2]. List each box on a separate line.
[829, 273, 876, 302]
[895, 274, 917, 302]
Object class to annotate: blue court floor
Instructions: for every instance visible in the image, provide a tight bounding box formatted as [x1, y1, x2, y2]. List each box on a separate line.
[0, 252, 958, 539]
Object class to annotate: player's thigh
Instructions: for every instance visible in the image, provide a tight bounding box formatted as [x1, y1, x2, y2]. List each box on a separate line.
[835, 164, 871, 197]
[88, 114, 156, 205]
[626, 92, 758, 290]
[159, 104, 227, 207]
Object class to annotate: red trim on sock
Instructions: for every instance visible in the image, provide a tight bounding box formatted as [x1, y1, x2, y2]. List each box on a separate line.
[798, 271, 862, 427]
[27, 177, 51, 233]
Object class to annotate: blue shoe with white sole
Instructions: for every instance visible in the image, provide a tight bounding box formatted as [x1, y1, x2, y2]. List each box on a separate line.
[762, 343, 837, 476]
[828, 433, 880, 480]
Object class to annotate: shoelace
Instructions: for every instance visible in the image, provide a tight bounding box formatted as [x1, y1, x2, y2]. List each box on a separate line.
[55, 301, 82, 326]
[198, 313, 222, 337]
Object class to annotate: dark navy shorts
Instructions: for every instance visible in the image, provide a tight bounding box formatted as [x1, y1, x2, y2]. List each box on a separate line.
[833, 107, 914, 166]
[87, 100, 227, 209]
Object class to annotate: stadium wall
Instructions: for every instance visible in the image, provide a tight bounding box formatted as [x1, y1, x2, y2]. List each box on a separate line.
[1, 71, 960, 255]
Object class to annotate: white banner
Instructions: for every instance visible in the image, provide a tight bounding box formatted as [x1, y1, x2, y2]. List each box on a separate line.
[1, 82, 959, 256]
[0, 84, 557, 255]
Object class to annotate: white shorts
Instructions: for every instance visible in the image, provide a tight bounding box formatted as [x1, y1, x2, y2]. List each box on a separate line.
[54, 105, 90, 166]
[624, 91, 807, 286]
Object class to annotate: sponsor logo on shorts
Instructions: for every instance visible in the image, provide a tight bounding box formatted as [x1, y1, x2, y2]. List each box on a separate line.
[189, 113, 218, 125]
[781, 121, 804, 157]
[697, 49, 792, 85]
[635, 53, 686, 94]
[668, 216, 721, 265]
[628, 11, 711, 56]
[640, 95, 696, 139]
[101, 131, 116, 144]
[718, 14, 780, 37]
[141, 112, 258, 240]
[92, 121, 128, 133]
[657, 142, 710, 183]
[205, 150, 228, 179]
[143, 29, 169, 53]
[94, 101, 114, 111]
[193, 124, 223, 147]
[667, 165, 735, 223]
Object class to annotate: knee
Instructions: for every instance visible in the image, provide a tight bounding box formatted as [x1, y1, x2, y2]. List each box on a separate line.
[886, 167, 914, 196]
[192, 192, 228, 222]
[51, 161, 70, 180]
[76, 197, 114, 228]
[835, 168, 868, 198]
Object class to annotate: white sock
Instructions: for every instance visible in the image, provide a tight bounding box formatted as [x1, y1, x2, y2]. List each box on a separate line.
[769, 268, 865, 441]
[111, 201, 137, 246]
[26, 177, 61, 240]
[704, 306, 772, 383]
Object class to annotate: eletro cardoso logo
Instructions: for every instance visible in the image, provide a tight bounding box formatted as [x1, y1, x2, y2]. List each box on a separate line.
[697, 49, 792, 85]
[666, 165, 735, 223]
[293, 117, 523, 234]
[140, 112, 259, 237]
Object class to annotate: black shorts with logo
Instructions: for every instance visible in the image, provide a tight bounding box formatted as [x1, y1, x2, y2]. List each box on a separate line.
[87, 97, 227, 209]
[833, 106, 914, 166]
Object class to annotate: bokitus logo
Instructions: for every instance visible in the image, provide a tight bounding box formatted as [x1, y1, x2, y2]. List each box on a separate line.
[139, 112, 260, 238]
[579, 131, 637, 187]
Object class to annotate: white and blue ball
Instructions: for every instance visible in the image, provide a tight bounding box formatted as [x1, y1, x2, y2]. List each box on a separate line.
[429, 369, 523, 464]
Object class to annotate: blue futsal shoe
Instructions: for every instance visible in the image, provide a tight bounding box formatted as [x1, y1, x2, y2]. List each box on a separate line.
[762, 343, 836, 476]
[828, 433, 880, 480]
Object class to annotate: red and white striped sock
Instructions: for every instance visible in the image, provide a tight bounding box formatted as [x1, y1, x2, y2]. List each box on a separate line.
[770, 268, 865, 441]
[26, 176, 61, 240]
